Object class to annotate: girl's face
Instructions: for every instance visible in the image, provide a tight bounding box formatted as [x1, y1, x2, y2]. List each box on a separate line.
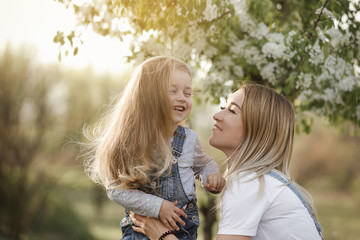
[169, 70, 192, 125]
[209, 89, 245, 157]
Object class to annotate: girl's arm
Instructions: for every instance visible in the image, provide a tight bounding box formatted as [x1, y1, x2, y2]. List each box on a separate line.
[107, 188, 163, 218]
[107, 188, 186, 229]
[192, 135, 222, 185]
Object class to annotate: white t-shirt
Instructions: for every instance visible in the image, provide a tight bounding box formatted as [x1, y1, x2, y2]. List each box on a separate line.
[218, 172, 321, 240]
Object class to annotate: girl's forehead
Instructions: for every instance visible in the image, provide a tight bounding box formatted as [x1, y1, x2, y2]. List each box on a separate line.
[170, 70, 192, 86]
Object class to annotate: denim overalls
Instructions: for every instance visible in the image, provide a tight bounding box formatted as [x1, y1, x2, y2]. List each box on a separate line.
[120, 126, 199, 240]
[267, 170, 323, 239]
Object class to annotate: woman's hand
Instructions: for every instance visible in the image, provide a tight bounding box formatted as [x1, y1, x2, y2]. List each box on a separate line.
[205, 173, 226, 194]
[130, 212, 178, 240]
[159, 200, 187, 230]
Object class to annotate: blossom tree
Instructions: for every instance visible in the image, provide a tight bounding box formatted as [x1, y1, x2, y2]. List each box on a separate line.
[54, 0, 360, 130]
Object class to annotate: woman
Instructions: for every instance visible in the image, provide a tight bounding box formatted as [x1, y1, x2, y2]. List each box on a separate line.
[130, 83, 323, 240]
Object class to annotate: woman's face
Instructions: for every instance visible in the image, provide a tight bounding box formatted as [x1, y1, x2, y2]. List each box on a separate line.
[209, 89, 244, 157]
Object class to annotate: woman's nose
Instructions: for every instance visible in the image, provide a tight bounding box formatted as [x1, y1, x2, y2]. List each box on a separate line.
[213, 110, 223, 121]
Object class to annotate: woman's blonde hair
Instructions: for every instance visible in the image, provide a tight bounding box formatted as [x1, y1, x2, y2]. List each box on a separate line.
[83, 56, 191, 190]
[223, 83, 317, 217]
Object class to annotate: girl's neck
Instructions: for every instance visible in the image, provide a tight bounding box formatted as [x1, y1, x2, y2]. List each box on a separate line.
[172, 124, 179, 135]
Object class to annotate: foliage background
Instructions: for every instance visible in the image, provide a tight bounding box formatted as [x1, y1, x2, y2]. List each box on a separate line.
[55, 0, 360, 131]
[1, 0, 360, 239]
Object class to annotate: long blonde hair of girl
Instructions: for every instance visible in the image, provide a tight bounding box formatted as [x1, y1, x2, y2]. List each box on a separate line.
[84, 56, 191, 190]
[222, 83, 317, 217]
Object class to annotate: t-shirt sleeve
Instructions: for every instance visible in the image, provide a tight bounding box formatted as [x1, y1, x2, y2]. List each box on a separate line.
[218, 175, 270, 236]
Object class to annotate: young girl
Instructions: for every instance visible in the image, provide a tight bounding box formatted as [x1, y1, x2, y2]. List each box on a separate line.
[84, 56, 225, 240]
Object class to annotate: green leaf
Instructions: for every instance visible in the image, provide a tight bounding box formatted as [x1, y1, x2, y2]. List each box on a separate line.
[322, 44, 329, 58]
[73, 47, 78, 56]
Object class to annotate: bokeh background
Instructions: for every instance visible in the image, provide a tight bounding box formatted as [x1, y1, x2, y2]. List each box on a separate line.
[1, 0, 360, 239]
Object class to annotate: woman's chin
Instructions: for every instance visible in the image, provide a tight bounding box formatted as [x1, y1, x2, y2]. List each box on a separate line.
[209, 136, 217, 148]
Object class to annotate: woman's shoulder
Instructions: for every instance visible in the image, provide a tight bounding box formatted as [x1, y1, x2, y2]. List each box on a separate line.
[226, 172, 260, 194]
[227, 172, 286, 197]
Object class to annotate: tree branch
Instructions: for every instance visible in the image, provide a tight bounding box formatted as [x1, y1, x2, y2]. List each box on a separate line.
[199, 10, 231, 25]
[313, 0, 331, 29]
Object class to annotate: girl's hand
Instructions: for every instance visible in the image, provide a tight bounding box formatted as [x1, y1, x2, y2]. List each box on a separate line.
[130, 212, 177, 240]
[159, 200, 187, 230]
[204, 173, 226, 194]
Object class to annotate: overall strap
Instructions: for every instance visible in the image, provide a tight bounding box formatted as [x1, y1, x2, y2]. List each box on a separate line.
[172, 125, 186, 158]
[267, 171, 323, 239]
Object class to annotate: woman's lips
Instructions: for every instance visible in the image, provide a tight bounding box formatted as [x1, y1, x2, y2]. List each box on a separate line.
[213, 123, 223, 131]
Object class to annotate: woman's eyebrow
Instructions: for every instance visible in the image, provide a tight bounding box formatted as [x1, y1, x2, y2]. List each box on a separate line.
[229, 102, 241, 109]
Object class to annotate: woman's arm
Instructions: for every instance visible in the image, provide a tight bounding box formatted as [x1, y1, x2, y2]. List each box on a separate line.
[216, 235, 251, 240]
[130, 212, 178, 240]
[130, 212, 250, 240]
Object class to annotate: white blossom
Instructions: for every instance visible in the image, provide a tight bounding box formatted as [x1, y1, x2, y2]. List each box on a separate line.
[260, 63, 277, 84]
[230, 40, 248, 55]
[315, 7, 335, 20]
[229, 0, 256, 32]
[252, 22, 270, 39]
[224, 80, 234, 87]
[233, 65, 244, 77]
[315, 71, 331, 88]
[298, 72, 313, 89]
[286, 30, 297, 45]
[244, 46, 266, 66]
[266, 33, 285, 43]
[338, 76, 356, 91]
[308, 41, 324, 65]
[262, 42, 287, 59]
[229, 0, 248, 16]
[334, 57, 350, 80]
[326, 28, 349, 47]
[176, 5, 183, 16]
[316, 27, 329, 43]
[321, 88, 341, 104]
[297, 89, 313, 103]
[204, 45, 218, 58]
[217, 56, 233, 70]
[324, 55, 337, 75]
[203, 0, 218, 21]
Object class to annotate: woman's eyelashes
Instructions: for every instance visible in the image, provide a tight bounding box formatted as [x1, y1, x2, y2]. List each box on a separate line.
[220, 106, 236, 114]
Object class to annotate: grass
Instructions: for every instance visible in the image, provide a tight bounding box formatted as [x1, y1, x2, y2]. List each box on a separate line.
[304, 176, 360, 240]
[313, 190, 360, 239]
[56, 166, 124, 240]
